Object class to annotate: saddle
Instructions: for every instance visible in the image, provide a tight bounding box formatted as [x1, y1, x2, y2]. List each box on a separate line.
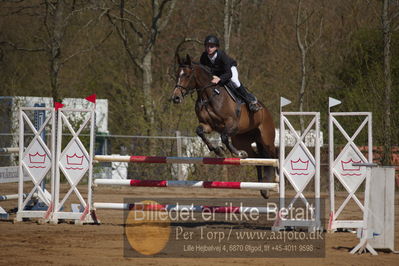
[215, 81, 243, 118]
[224, 81, 262, 113]
[211, 81, 257, 117]
[223, 81, 244, 104]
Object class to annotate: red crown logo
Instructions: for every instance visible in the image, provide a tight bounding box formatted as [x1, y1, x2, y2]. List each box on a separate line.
[66, 153, 84, 165]
[290, 158, 309, 170]
[341, 159, 361, 171]
[29, 152, 46, 164]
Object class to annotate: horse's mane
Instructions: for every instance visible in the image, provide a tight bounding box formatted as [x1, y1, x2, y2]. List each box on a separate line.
[179, 60, 212, 77]
[194, 62, 212, 74]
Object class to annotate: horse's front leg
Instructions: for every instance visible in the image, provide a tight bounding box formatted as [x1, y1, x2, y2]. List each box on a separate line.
[220, 133, 248, 158]
[220, 119, 248, 158]
[196, 124, 225, 157]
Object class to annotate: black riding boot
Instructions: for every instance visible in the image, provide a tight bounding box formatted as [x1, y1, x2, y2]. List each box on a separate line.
[236, 85, 262, 112]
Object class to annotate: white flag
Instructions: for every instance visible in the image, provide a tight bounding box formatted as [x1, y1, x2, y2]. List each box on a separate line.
[329, 97, 341, 108]
[280, 97, 291, 108]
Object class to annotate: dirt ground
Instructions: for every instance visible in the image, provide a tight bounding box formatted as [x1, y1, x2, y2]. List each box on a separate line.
[0, 184, 398, 266]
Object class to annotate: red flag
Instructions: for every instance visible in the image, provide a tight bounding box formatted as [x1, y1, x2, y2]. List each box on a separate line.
[85, 94, 96, 104]
[54, 102, 65, 110]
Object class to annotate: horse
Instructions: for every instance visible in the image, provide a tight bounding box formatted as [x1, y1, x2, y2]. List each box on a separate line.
[171, 54, 278, 198]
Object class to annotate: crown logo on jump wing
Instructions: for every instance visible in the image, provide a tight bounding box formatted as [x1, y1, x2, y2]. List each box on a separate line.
[290, 158, 309, 171]
[29, 152, 46, 164]
[341, 159, 361, 171]
[66, 153, 84, 165]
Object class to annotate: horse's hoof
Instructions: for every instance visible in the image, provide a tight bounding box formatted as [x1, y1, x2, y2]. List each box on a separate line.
[260, 190, 269, 199]
[237, 150, 248, 158]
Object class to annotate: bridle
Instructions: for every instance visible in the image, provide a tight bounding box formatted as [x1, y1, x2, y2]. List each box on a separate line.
[174, 83, 215, 97]
[174, 64, 215, 98]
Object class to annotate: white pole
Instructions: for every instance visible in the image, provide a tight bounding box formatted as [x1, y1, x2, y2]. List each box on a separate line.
[279, 113, 285, 203]
[17, 108, 24, 219]
[368, 113, 372, 164]
[93, 202, 278, 213]
[328, 112, 335, 229]
[0, 194, 18, 200]
[0, 147, 19, 153]
[50, 108, 56, 217]
[87, 108, 95, 217]
[0, 193, 31, 201]
[53, 110, 63, 219]
[94, 179, 279, 190]
[315, 112, 321, 229]
[176, 130, 184, 180]
[279, 97, 288, 222]
[93, 155, 279, 166]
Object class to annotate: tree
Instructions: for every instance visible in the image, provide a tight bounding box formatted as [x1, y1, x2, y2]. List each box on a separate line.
[223, 0, 239, 53]
[100, 0, 177, 137]
[0, 0, 109, 103]
[381, 0, 399, 165]
[295, 0, 323, 131]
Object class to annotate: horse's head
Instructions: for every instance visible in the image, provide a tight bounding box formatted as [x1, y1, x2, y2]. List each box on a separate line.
[172, 54, 196, 104]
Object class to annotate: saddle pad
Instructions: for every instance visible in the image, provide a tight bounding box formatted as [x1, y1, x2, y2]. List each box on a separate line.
[223, 85, 244, 105]
[222, 85, 243, 117]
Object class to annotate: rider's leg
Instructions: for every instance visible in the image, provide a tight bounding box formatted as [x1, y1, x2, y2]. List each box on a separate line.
[236, 86, 261, 112]
[230, 66, 261, 112]
[230, 66, 241, 88]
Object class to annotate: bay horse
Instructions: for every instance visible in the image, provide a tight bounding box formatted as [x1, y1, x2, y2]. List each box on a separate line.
[172, 55, 278, 198]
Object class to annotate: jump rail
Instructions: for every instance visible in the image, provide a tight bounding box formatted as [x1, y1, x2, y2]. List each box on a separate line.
[0, 194, 19, 201]
[94, 179, 279, 191]
[94, 155, 279, 167]
[0, 193, 31, 201]
[0, 147, 19, 153]
[93, 202, 277, 214]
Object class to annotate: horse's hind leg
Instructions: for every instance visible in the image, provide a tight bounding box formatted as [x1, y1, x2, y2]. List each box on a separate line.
[256, 165, 269, 199]
[256, 140, 279, 184]
[232, 132, 269, 199]
[196, 124, 224, 157]
[258, 120, 279, 183]
[263, 145, 279, 183]
[255, 142, 272, 199]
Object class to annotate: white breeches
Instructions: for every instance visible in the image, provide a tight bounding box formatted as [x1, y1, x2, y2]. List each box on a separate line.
[230, 66, 241, 88]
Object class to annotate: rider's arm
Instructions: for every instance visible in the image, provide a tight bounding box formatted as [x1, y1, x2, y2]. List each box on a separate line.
[218, 51, 233, 85]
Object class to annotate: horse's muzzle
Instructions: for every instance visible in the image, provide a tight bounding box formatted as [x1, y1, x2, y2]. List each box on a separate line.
[172, 95, 182, 104]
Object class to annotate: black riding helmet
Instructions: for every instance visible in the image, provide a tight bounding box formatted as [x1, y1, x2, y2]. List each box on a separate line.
[204, 35, 220, 47]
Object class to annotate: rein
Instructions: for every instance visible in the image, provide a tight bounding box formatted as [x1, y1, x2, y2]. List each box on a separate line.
[175, 62, 240, 115]
[174, 64, 216, 97]
[174, 83, 216, 100]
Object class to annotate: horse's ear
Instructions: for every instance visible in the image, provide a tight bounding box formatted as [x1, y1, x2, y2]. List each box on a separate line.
[186, 54, 191, 65]
[176, 54, 182, 66]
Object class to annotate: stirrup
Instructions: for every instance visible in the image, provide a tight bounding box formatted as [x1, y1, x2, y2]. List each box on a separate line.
[249, 102, 262, 112]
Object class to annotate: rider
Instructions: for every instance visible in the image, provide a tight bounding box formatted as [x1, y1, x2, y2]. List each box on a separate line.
[200, 35, 261, 112]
